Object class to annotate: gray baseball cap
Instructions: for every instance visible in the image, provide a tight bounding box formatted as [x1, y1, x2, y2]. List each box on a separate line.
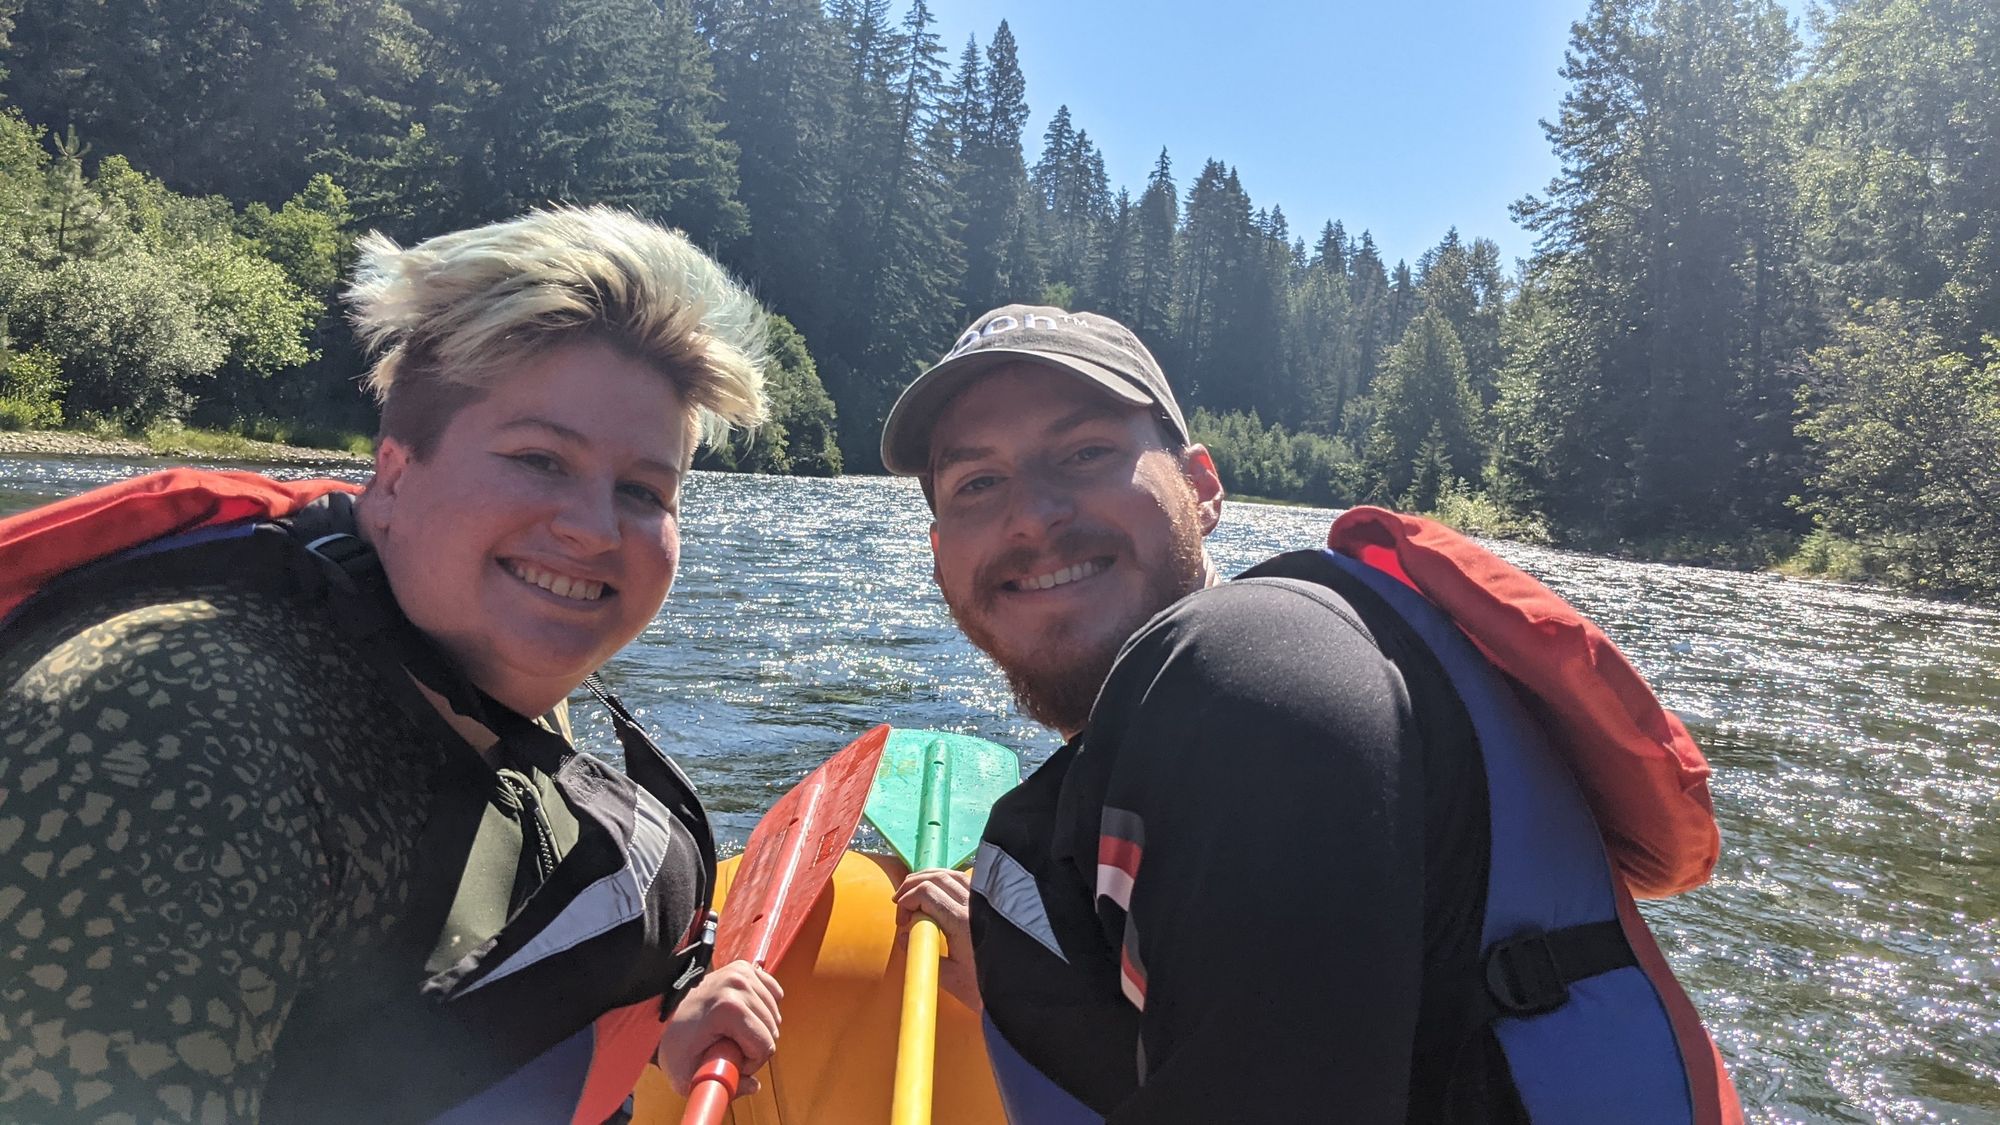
[879, 304, 1190, 475]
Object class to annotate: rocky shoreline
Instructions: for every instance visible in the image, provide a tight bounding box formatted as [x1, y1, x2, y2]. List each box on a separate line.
[0, 430, 368, 465]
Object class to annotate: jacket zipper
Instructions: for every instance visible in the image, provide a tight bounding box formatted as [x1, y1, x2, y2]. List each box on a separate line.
[501, 773, 562, 887]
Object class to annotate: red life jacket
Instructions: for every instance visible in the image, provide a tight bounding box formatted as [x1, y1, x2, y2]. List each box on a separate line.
[1327, 505, 1718, 900]
[0, 466, 361, 622]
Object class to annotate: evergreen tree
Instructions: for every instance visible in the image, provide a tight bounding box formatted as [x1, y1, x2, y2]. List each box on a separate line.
[953, 21, 1039, 313]
[1361, 306, 1483, 505]
[1346, 231, 1392, 421]
[3, 0, 417, 204]
[1794, 0, 2000, 352]
[366, 0, 747, 244]
[1175, 159, 1247, 404]
[1488, 257, 1623, 520]
[1235, 203, 1294, 421]
[944, 35, 983, 159]
[1415, 228, 1508, 404]
[822, 0, 903, 363]
[641, 0, 750, 248]
[1031, 107, 1109, 299]
[38, 127, 118, 261]
[1288, 252, 1362, 433]
[1387, 259, 1419, 345]
[1031, 104, 1076, 212]
[1131, 148, 1179, 353]
[700, 0, 843, 335]
[819, 0, 963, 468]
[1510, 0, 1801, 533]
[1092, 189, 1137, 324]
[1314, 220, 1348, 275]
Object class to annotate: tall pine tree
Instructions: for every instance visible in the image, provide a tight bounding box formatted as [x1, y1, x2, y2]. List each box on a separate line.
[1504, 0, 1800, 533]
[952, 21, 1039, 314]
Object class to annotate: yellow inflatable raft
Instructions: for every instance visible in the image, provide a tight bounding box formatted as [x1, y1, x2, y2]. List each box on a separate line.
[632, 851, 1007, 1125]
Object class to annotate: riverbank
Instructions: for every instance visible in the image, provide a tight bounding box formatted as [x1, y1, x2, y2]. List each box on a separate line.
[0, 428, 370, 465]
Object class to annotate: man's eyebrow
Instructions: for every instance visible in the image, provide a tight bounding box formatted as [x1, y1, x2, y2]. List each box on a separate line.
[1046, 401, 1127, 435]
[930, 401, 1131, 476]
[932, 443, 997, 476]
[498, 417, 682, 479]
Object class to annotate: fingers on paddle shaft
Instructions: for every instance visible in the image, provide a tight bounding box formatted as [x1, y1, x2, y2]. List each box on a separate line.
[865, 730, 1022, 872]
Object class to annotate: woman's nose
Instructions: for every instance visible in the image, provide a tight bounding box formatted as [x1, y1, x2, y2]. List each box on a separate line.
[549, 483, 621, 553]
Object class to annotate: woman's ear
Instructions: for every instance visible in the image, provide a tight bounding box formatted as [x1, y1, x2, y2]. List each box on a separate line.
[358, 435, 412, 535]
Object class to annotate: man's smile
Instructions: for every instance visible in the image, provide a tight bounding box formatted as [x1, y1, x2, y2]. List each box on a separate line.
[1002, 556, 1113, 593]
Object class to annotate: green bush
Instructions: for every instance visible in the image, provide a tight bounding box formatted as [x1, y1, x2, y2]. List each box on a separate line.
[1424, 477, 1554, 545]
[232, 416, 373, 455]
[1189, 407, 1360, 507]
[0, 343, 66, 428]
[1775, 526, 1880, 583]
[4, 251, 228, 422]
[0, 398, 39, 430]
[1796, 304, 2000, 600]
[0, 143, 324, 427]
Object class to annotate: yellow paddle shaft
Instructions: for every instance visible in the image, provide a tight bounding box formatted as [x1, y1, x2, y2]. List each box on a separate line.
[890, 916, 944, 1125]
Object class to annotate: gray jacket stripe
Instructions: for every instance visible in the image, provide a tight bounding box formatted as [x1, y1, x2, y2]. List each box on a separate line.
[971, 841, 1068, 964]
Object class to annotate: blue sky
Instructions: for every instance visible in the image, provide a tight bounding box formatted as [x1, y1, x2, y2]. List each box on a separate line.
[929, 0, 1798, 272]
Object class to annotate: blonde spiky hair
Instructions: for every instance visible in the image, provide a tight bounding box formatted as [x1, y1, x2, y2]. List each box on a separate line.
[347, 206, 768, 455]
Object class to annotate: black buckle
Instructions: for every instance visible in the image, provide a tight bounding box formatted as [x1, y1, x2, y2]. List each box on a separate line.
[663, 911, 719, 1014]
[1484, 930, 1568, 1017]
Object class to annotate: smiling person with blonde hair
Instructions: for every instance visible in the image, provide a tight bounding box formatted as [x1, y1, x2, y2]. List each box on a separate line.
[0, 206, 782, 1123]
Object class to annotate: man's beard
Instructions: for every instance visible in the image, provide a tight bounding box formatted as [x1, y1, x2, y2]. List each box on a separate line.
[947, 496, 1208, 736]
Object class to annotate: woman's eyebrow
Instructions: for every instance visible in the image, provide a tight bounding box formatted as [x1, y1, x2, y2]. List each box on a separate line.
[498, 417, 682, 479]
[498, 416, 585, 442]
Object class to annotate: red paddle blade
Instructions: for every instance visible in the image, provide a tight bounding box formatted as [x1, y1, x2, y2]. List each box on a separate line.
[713, 724, 891, 969]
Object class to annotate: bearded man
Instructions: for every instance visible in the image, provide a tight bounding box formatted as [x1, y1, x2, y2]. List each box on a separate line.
[879, 305, 1738, 1124]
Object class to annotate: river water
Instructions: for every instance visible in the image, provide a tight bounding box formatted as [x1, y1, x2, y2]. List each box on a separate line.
[3, 455, 1995, 1123]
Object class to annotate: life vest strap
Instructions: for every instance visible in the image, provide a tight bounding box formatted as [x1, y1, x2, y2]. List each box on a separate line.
[581, 671, 720, 988]
[1479, 920, 1637, 1021]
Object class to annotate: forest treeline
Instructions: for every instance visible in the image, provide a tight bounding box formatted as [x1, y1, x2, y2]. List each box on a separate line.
[0, 0, 1994, 597]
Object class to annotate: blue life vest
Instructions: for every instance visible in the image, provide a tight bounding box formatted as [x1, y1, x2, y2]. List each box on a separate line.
[1323, 549, 1698, 1122]
[981, 550, 1715, 1122]
[984, 1013, 1104, 1125]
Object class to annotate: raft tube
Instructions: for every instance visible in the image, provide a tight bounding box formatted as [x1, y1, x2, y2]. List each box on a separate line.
[633, 850, 1007, 1125]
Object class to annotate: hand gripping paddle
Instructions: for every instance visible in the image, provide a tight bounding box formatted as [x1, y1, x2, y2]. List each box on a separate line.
[863, 728, 1022, 1125]
[678, 723, 892, 1125]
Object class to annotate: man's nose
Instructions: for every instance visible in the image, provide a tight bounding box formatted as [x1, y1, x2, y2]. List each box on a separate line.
[1003, 469, 1076, 539]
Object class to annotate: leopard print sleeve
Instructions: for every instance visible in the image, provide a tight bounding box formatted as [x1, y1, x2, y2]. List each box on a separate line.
[0, 585, 438, 1124]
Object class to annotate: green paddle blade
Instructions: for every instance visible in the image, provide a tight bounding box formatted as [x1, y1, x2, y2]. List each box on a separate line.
[864, 728, 1021, 871]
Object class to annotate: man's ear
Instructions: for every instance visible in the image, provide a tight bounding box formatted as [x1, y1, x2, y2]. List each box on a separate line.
[1181, 444, 1225, 536]
[929, 523, 944, 589]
